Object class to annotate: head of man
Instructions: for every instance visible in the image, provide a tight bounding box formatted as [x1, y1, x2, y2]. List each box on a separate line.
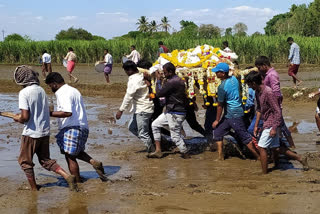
[42, 49, 47, 55]
[14, 65, 40, 87]
[158, 41, 164, 47]
[245, 71, 262, 91]
[130, 45, 136, 51]
[137, 59, 152, 69]
[163, 62, 176, 79]
[122, 60, 139, 76]
[255, 56, 271, 74]
[222, 41, 229, 49]
[211, 63, 229, 80]
[68, 47, 74, 52]
[104, 49, 109, 55]
[45, 72, 65, 93]
[287, 37, 294, 45]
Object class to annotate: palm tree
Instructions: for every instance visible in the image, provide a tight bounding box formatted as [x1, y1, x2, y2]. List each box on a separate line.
[136, 16, 149, 33]
[149, 20, 158, 33]
[160, 16, 171, 33]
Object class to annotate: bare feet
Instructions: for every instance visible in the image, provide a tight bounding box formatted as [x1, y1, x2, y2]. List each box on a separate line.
[147, 151, 163, 158]
[92, 161, 108, 182]
[66, 175, 79, 191]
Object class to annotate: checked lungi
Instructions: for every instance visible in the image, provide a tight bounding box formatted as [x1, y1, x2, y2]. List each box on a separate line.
[56, 126, 89, 156]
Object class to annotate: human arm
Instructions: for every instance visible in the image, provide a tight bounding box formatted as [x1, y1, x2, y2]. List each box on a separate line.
[212, 103, 223, 129]
[117, 78, 137, 117]
[126, 51, 133, 59]
[156, 81, 173, 98]
[64, 52, 70, 60]
[253, 111, 262, 137]
[50, 111, 72, 118]
[309, 89, 320, 98]
[268, 92, 282, 137]
[288, 45, 294, 65]
[13, 109, 29, 124]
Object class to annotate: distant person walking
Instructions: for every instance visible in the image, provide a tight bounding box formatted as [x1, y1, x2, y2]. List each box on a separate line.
[41, 50, 52, 80]
[126, 45, 141, 64]
[101, 49, 113, 83]
[287, 37, 302, 88]
[64, 47, 78, 83]
[158, 41, 169, 56]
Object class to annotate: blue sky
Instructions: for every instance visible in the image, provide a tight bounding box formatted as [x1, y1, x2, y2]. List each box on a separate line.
[0, 0, 314, 41]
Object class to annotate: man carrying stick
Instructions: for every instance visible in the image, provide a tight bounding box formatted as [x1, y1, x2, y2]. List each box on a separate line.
[13, 65, 77, 191]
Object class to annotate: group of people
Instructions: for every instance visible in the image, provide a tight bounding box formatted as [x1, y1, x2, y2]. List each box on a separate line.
[117, 46, 307, 175]
[41, 47, 78, 83]
[10, 38, 307, 192]
[13, 66, 107, 191]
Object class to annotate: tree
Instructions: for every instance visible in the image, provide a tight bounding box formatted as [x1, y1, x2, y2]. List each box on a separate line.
[55, 27, 93, 40]
[92, 35, 106, 40]
[136, 16, 149, 33]
[252, 31, 262, 37]
[180, 20, 197, 30]
[160, 16, 171, 33]
[4, 33, 24, 42]
[233, 22, 248, 36]
[304, 0, 320, 36]
[225, 27, 233, 36]
[198, 24, 221, 38]
[149, 20, 158, 33]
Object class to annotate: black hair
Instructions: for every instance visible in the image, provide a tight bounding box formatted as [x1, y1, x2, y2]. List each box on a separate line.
[245, 66, 254, 69]
[223, 41, 229, 47]
[122, 60, 138, 72]
[131, 45, 136, 49]
[137, 59, 152, 69]
[245, 71, 262, 85]
[163, 62, 176, 75]
[45, 72, 65, 84]
[104, 49, 109, 52]
[42, 49, 47, 54]
[158, 41, 164, 45]
[68, 47, 74, 51]
[255, 56, 271, 67]
[287, 37, 294, 42]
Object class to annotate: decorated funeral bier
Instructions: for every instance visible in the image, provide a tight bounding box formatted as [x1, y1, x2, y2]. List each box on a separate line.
[145, 44, 257, 111]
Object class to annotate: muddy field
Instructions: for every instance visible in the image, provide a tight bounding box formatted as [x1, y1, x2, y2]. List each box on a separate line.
[1, 64, 320, 213]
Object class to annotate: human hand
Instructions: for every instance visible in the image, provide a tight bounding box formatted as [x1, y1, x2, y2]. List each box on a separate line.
[13, 114, 21, 122]
[115, 111, 123, 120]
[253, 126, 259, 137]
[212, 120, 219, 129]
[269, 128, 277, 137]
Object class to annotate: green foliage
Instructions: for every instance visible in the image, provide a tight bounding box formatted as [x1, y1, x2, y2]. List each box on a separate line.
[92, 35, 106, 41]
[136, 16, 149, 33]
[225, 28, 232, 36]
[2, 35, 320, 65]
[198, 24, 221, 39]
[265, 0, 320, 36]
[55, 27, 94, 40]
[160, 17, 171, 33]
[233, 23, 248, 36]
[4, 33, 25, 42]
[179, 20, 197, 30]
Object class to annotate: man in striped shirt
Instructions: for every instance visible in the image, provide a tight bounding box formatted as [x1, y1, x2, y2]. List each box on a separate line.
[287, 37, 302, 88]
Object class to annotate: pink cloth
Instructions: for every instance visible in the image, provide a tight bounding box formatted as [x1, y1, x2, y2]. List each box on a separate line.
[263, 67, 282, 104]
[67, 61, 75, 73]
[104, 64, 112, 74]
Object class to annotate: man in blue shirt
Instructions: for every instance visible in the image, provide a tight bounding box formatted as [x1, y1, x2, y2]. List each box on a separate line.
[212, 63, 259, 160]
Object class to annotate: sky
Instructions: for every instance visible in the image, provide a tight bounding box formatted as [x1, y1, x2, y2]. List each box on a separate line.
[0, 0, 314, 41]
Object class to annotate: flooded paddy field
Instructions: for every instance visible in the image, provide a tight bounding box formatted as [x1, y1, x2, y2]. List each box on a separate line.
[1, 64, 320, 213]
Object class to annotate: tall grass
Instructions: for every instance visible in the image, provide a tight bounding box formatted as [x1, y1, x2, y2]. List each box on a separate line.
[0, 35, 320, 64]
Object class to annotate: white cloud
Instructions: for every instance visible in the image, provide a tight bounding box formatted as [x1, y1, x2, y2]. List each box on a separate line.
[174, 8, 183, 12]
[96, 12, 128, 16]
[227, 6, 276, 17]
[35, 16, 43, 21]
[60, 16, 77, 21]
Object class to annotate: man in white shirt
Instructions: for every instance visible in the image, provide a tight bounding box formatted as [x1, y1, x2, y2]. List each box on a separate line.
[116, 60, 155, 153]
[45, 72, 108, 183]
[13, 65, 77, 191]
[41, 50, 52, 80]
[101, 49, 113, 83]
[126, 45, 141, 64]
[222, 41, 232, 53]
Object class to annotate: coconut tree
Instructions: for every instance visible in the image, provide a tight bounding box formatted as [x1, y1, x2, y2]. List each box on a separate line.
[149, 20, 158, 33]
[160, 16, 171, 33]
[136, 16, 149, 33]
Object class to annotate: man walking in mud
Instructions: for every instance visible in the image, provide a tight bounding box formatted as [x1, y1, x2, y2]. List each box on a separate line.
[13, 65, 77, 191]
[116, 60, 155, 153]
[287, 37, 302, 88]
[45, 72, 108, 183]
